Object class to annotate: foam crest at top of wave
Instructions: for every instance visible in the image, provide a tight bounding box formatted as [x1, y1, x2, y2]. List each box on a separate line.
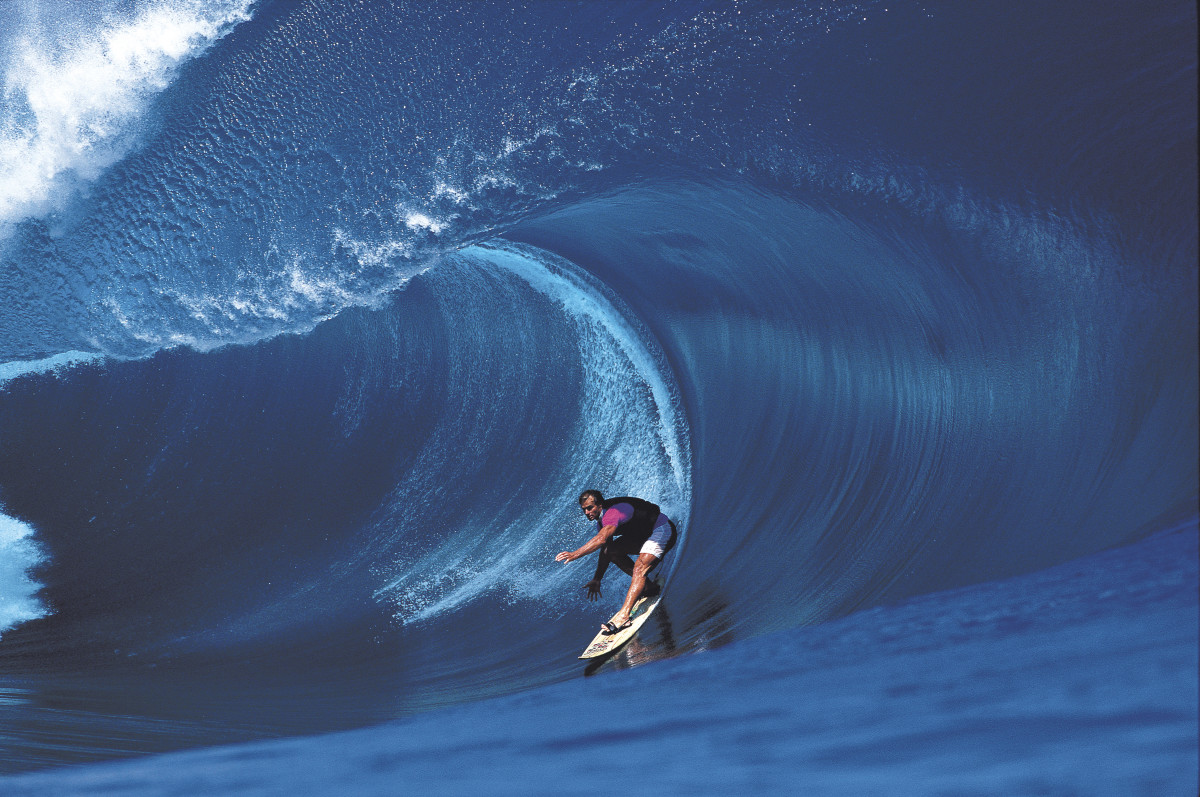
[0, 0, 253, 229]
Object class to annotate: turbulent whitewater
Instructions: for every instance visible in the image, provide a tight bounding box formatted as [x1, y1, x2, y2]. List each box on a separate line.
[0, 0, 1195, 790]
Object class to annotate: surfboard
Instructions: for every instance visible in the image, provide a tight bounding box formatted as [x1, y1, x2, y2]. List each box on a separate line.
[578, 578, 664, 659]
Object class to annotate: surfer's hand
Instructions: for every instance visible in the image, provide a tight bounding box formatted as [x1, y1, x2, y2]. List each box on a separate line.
[584, 580, 602, 601]
[555, 551, 575, 563]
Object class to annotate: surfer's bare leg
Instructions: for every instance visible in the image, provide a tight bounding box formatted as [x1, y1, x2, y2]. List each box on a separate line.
[612, 552, 659, 626]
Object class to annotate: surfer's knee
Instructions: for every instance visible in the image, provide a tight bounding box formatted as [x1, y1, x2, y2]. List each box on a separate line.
[633, 553, 657, 577]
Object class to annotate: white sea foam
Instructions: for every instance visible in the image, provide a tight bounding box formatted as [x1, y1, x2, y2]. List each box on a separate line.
[403, 212, 447, 234]
[0, 349, 100, 386]
[332, 227, 414, 266]
[0, 0, 253, 228]
[0, 508, 47, 637]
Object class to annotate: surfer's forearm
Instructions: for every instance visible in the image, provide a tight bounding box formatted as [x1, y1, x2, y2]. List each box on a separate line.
[558, 524, 617, 563]
[573, 531, 609, 558]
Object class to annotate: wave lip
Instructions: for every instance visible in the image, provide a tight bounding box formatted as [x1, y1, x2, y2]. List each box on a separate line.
[0, 0, 253, 230]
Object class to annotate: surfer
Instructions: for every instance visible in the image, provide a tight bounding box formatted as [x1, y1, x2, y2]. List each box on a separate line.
[555, 490, 677, 634]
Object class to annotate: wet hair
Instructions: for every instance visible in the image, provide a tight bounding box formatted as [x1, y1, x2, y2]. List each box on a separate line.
[578, 489, 603, 506]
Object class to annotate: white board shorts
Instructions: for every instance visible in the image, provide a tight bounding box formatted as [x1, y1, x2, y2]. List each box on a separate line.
[640, 519, 673, 559]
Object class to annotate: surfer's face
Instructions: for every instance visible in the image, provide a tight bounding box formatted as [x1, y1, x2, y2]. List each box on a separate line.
[580, 498, 602, 521]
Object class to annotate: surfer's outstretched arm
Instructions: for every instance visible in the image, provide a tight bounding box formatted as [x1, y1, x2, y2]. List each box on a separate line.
[555, 524, 617, 564]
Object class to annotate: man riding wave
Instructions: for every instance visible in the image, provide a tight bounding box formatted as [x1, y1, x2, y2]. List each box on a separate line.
[555, 490, 677, 634]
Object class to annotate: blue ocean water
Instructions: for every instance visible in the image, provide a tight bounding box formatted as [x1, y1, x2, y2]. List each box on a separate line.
[4, 523, 1195, 795]
[0, 0, 1195, 792]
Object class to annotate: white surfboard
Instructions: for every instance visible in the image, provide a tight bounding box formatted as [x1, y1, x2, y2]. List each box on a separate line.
[578, 578, 664, 659]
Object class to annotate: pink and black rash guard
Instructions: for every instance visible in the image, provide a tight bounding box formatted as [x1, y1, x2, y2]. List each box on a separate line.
[602, 502, 671, 533]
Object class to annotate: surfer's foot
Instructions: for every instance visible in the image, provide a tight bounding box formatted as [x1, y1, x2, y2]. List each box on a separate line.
[601, 619, 633, 635]
[641, 579, 661, 598]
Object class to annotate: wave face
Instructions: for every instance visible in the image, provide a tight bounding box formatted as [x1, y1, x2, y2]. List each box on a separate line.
[0, 0, 1196, 772]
